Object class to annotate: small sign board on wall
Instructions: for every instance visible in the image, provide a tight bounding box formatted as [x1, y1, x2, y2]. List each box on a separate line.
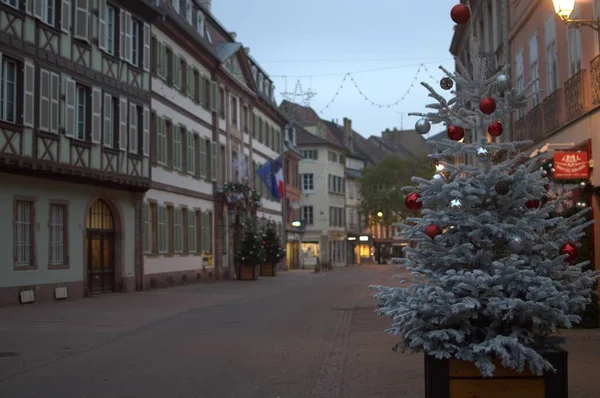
[553, 151, 590, 179]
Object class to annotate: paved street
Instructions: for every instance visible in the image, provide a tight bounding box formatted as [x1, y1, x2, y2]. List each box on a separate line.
[1, 265, 600, 398]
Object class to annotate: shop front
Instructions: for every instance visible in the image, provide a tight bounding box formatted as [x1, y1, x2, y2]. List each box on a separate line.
[286, 232, 301, 270]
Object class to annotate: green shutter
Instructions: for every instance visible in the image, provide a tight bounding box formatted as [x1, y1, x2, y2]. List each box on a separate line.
[210, 81, 217, 111]
[253, 113, 258, 139]
[200, 138, 207, 178]
[142, 203, 147, 253]
[210, 140, 217, 181]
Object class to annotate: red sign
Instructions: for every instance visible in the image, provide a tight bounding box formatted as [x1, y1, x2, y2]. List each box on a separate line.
[553, 151, 589, 179]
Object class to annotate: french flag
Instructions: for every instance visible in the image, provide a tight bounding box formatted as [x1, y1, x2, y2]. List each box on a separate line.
[271, 156, 285, 200]
[256, 156, 285, 201]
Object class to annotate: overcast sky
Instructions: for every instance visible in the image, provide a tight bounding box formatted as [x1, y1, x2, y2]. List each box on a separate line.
[212, 0, 456, 139]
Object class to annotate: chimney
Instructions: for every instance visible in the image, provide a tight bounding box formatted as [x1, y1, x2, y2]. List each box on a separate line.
[243, 47, 250, 54]
[343, 117, 354, 152]
[229, 31, 237, 40]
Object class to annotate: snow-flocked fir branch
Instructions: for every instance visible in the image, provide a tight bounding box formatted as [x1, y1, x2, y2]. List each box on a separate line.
[372, 28, 599, 377]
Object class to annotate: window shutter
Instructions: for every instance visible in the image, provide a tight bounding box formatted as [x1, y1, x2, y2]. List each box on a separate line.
[119, 10, 125, 60]
[143, 105, 150, 156]
[64, 79, 76, 138]
[91, 87, 102, 144]
[187, 130, 195, 173]
[173, 54, 180, 88]
[61, 0, 71, 33]
[142, 203, 148, 253]
[25, 0, 33, 14]
[119, 96, 128, 150]
[210, 81, 217, 111]
[126, 12, 133, 63]
[23, 59, 35, 128]
[50, 73, 60, 133]
[73, 0, 90, 41]
[210, 141, 217, 181]
[253, 113, 259, 139]
[200, 138, 207, 178]
[143, 23, 151, 72]
[39, 69, 50, 132]
[33, 0, 43, 19]
[129, 103, 138, 153]
[103, 93, 112, 147]
[98, 0, 107, 50]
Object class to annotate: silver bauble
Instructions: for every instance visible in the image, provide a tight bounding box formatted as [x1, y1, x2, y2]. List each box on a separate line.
[433, 173, 447, 182]
[450, 198, 463, 209]
[415, 118, 431, 135]
[496, 74, 511, 91]
[508, 236, 525, 253]
[476, 146, 491, 163]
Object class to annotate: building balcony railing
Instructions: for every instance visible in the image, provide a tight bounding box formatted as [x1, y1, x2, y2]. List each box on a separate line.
[512, 65, 596, 144]
[591, 55, 600, 106]
[564, 69, 587, 122]
[542, 89, 562, 136]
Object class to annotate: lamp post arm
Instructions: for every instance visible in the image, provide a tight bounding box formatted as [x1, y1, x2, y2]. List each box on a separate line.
[561, 18, 600, 33]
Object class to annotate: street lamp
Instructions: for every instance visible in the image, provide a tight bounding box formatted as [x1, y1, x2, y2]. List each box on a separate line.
[552, 0, 600, 32]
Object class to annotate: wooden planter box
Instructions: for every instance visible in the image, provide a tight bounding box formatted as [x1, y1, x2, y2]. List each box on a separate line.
[238, 264, 260, 280]
[425, 349, 567, 398]
[260, 263, 277, 277]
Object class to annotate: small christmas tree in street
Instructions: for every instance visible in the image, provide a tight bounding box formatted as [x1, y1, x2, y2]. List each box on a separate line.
[263, 221, 285, 265]
[372, 23, 599, 378]
[238, 222, 264, 280]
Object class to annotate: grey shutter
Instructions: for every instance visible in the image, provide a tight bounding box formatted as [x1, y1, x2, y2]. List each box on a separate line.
[61, 0, 71, 34]
[64, 79, 76, 138]
[129, 102, 138, 153]
[103, 93, 112, 147]
[119, 9, 125, 60]
[143, 23, 151, 72]
[39, 69, 50, 132]
[118, 96, 128, 150]
[22, 59, 35, 128]
[98, 0, 107, 51]
[125, 12, 133, 63]
[143, 105, 150, 156]
[91, 87, 102, 144]
[50, 73, 60, 133]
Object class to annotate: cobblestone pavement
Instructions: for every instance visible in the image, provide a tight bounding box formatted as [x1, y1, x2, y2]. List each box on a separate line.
[1, 265, 599, 398]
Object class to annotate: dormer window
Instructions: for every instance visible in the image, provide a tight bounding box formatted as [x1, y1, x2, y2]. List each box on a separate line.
[258, 74, 264, 91]
[195, 11, 205, 36]
[271, 84, 275, 100]
[251, 66, 258, 82]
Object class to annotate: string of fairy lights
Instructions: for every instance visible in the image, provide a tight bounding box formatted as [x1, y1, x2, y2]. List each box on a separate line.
[275, 62, 442, 115]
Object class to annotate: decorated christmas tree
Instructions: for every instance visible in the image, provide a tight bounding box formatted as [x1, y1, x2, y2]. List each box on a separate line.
[262, 221, 286, 266]
[238, 222, 265, 267]
[372, 13, 599, 377]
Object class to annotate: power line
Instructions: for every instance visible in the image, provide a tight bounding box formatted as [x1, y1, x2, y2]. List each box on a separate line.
[270, 60, 453, 78]
[262, 57, 452, 65]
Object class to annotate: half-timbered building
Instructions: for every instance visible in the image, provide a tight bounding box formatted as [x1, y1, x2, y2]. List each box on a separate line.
[0, 0, 160, 306]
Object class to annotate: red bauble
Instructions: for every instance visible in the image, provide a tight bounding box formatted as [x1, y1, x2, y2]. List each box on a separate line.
[450, 4, 471, 24]
[525, 199, 540, 209]
[479, 97, 497, 115]
[560, 243, 578, 264]
[405, 192, 422, 211]
[447, 125, 465, 141]
[487, 121, 503, 137]
[424, 224, 442, 239]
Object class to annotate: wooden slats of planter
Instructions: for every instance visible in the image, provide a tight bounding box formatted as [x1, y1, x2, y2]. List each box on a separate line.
[425, 349, 568, 398]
